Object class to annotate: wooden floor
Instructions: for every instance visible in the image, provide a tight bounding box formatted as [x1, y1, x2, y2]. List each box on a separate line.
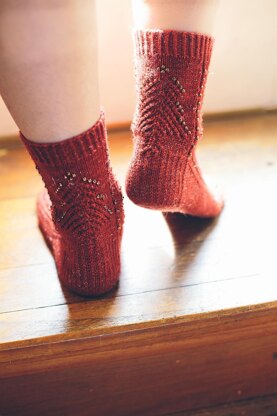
[0, 113, 277, 415]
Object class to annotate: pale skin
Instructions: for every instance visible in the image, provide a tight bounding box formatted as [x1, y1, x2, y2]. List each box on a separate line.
[132, 0, 219, 34]
[0, 0, 100, 143]
[0, 0, 219, 144]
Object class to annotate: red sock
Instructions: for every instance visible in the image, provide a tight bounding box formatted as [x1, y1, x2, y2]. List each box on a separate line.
[126, 30, 224, 217]
[21, 112, 124, 296]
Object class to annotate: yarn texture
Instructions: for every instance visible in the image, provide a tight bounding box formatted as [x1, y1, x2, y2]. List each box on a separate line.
[21, 112, 124, 296]
[126, 30, 224, 217]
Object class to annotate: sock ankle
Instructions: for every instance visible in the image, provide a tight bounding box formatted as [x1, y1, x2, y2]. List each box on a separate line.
[21, 111, 124, 296]
[126, 29, 224, 217]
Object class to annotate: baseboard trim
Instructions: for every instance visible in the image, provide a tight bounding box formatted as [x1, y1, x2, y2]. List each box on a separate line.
[203, 107, 277, 121]
[1, 108, 276, 145]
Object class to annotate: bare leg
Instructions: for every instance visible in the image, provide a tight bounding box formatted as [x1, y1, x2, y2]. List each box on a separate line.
[0, 0, 99, 143]
[132, 0, 219, 35]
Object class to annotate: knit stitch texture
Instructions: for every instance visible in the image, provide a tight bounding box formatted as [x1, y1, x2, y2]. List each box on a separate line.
[126, 30, 224, 217]
[21, 112, 124, 296]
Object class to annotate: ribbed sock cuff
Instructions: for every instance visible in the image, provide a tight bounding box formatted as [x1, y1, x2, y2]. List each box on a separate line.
[134, 29, 214, 62]
[20, 110, 107, 168]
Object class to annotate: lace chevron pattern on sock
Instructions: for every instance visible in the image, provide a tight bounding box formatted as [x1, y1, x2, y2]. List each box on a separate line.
[21, 111, 124, 296]
[126, 30, 224, 218]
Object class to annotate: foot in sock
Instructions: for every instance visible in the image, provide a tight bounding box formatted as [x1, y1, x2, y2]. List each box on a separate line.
[21, 112, 124, 296]
[126, 30, 224, 218]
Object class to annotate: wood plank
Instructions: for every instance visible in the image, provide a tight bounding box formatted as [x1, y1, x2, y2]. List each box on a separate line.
[0, 193, 263, 312]
[0, 307, 276, 415]
[1, 275, 276, 347]
[0, 113, 276, 342]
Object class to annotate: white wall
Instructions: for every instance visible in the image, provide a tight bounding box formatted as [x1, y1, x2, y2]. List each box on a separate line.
[0, 0, 276, 137]
[205, 0, 277, 112]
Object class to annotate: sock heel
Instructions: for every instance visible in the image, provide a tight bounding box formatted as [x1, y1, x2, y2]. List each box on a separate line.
[126, 149, 187, 211]
[58, 234, 121, 296]
[37, 194, 121, 296]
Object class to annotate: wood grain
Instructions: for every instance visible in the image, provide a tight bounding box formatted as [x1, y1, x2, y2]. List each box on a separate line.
[0, 113, 277, 415]
[0, 308, 276, 415]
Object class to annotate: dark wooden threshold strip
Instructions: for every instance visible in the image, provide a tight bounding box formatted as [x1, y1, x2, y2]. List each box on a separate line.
[171, 393, 277, 416]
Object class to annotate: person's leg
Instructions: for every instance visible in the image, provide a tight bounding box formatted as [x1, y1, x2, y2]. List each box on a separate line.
[0, 0, 99, 142]
[132, 0, 218, 34]
[0, 0, 124, 295]
[126, 0, 224, 217]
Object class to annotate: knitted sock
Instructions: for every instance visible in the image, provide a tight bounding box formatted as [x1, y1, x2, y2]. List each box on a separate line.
[21, 111, 124, 296]
[126, 30, 224, 217]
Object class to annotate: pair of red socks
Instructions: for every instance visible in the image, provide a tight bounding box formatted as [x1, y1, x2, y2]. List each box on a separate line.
[22, 30, 223, 296]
